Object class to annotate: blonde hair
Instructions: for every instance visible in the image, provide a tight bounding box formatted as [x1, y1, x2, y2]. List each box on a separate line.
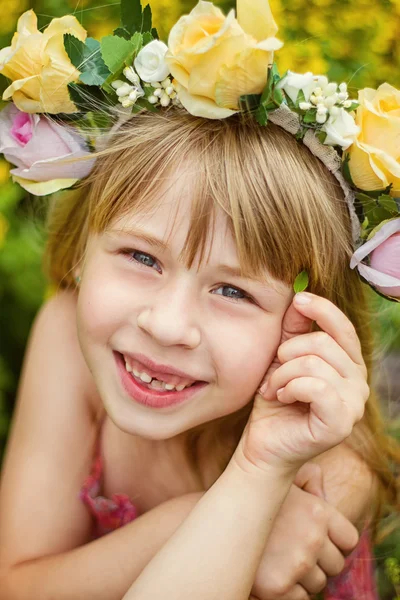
[44, 110, 399, 529]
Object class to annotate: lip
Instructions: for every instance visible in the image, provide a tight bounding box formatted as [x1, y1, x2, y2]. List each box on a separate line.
[120, 350, 201, 383]
[115, 352, 208, 409]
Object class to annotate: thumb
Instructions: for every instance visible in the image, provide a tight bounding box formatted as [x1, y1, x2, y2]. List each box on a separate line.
[294, 462, 325, 500]
[280, 296, 314, 343]
[258, 297, 313, 395]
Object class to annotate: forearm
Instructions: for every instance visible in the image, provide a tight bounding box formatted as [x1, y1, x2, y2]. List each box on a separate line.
[312, 441, 378, 528]
[0, 492, 204, 600]
[123, 458, 294, 600]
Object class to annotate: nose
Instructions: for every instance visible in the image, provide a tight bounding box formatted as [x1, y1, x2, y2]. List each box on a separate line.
[137, 281, 201, 349]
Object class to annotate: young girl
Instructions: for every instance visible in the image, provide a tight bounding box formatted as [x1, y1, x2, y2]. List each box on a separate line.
[0, 2, 399, 599]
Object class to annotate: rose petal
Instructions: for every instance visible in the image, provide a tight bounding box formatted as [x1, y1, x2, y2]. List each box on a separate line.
[187, 33, 249, 100]
[215, 47, 271, 109]
[350, 218, 400, 267]
[355, 262, 400, 297]
[237, 0, 278, 42]
[177, 84, 237, 118]
[11, 174, 79, 195]
[43, 15, 86, 42]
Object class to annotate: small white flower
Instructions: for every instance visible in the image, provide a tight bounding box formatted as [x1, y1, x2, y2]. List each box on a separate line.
[316, 112, 328, 124]
[153, 88, 163, 98]
[342, 100, 353, 108]
[317, 105, 328, 115]
[339, 82, 348, 94]
[111, 80, 125, 90]
[134, 40, 170, 83]
[329, 105, 340, 116]
[165, 85, 174, 96]
[338, 92, 348, 102]
[324, 82, 338, 96]
[116, 83, 134, 97]
[148, 95, 158, 104]
[121, 97, 134, 108]
[161, 77, 171, 88]
[324, 94, 338, 108]
[123, 66, 140, 86]
[160, 93, 171, 107]
[129, 90, 140, 103]
[322, 107, 360, 149]
[299, 101, 312, 111]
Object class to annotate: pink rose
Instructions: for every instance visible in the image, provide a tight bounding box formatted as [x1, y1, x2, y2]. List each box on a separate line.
[0, 104, 95, 195]
[350, 218, 400, 299]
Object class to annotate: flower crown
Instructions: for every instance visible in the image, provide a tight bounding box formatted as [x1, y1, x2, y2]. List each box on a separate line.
[0, 0, 399, 302]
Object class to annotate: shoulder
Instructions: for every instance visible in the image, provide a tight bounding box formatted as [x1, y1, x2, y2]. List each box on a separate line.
[34, 290, 102, 420]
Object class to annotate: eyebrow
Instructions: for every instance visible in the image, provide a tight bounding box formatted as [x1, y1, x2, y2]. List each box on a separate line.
[108, 227, 170, 253]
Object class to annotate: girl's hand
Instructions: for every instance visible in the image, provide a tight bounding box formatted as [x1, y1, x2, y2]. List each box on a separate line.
[250, 464, 359, 600]
[235, 292, 369, 473]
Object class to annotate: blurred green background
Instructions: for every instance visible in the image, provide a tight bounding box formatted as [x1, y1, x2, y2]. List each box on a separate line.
[0, 0, 400, 597]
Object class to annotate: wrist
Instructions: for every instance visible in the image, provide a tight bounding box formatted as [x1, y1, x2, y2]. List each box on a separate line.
[229, 440, 296, 492]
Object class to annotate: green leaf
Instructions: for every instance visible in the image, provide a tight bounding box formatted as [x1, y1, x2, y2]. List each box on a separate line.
[151, 27, 159, 39]
[341, 154, 354, 185]
[113, 27, 131, 40]
[64, 35, 110, 86]
[142, 31, 154, 46]
[100, 35, 136, 74]
[378, 193, 399, 215]
[239, 94, 261, 113]
[293, 271, 309, 293]
[121, 0, 143, 35]
[302, 109, 317, 124]
[142, 4, 152, 32]
[255, 104, 268, 126]
[296, 89, 306, 108]
[130, 31, 144, 57]
[67, 82, 112, 113]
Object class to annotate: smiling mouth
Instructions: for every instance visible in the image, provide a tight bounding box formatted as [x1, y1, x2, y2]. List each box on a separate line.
[120, 353, 200, 393]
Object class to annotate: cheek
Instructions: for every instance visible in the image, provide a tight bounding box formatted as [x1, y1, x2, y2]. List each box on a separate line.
[211, 314, 282, 397]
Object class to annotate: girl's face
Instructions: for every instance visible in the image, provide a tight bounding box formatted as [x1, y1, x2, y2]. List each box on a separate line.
[76, 171, 293, 441]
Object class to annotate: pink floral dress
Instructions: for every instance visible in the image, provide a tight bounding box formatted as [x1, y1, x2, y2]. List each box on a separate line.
[80, 437, 378, 600]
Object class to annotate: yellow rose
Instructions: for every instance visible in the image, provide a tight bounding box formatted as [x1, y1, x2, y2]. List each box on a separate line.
[346, 83, 400, 196]
[0, 10, 87, 114]
[165, 0, 283, 119]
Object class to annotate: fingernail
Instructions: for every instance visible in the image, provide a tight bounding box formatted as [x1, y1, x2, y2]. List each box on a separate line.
[295, 292, 312, 305]
[258, 381, 268, 396]
[277, 388, 284, 397]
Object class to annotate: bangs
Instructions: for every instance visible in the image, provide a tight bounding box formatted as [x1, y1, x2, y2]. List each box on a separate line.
[82, 110, 353, 292]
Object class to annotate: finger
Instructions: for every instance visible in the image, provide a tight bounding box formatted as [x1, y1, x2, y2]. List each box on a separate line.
[276, 585, 311, 600]
[258, 299, 314, 394]
[292, 293, 365, 371]
[262, 355, 342, 401]
[278, 331, 366, 380]
[294, 463, 325, 500]
[327, 507, 359, 555]
[317, 538, 346, 577]
[273, 377, 358, 443]
[299, 565, 327, 595]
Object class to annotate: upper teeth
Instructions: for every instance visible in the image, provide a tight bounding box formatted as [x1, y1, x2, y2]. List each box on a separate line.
[124, 358, 190, 391]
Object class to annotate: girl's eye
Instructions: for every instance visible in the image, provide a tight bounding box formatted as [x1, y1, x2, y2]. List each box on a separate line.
[125, 250, 160, 272]
[212, 285, 251, 302]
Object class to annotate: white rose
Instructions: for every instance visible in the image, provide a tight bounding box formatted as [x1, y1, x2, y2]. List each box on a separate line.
[322, 107, 360, 150]
[134, 40, 170, 84]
